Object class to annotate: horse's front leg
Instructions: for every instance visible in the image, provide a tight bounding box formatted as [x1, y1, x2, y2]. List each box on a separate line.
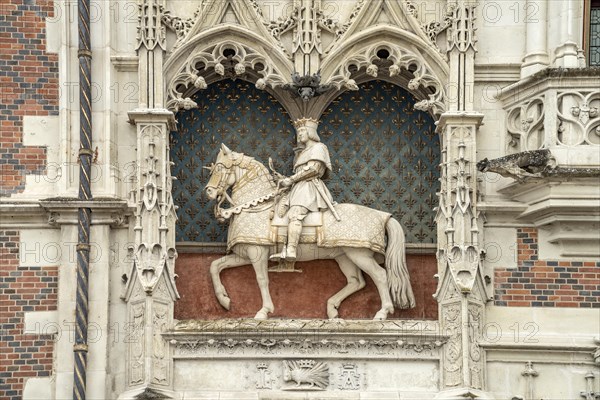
[210, 253, 250, 310]
[248, 246, 274, 320]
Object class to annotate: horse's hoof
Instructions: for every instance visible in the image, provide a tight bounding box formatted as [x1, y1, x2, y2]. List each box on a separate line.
[218, 295, 231, 310]
[327, 309, 339, 319]
[254, 309, 269, 320]
[373, 310, 388, 320]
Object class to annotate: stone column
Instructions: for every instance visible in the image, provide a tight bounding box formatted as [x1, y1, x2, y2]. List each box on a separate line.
[435, 1, 490, 397]
[554, 0, 581, 68]
[521, 0, 549, 78]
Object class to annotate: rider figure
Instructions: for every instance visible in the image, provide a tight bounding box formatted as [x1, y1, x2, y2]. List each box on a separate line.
[274, 118, 338, 261]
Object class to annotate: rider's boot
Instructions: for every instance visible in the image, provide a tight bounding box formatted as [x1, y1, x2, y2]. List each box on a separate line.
[285, 220, 302, 261]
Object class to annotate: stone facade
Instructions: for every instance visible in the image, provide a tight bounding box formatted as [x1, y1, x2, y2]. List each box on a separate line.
[1, 0, 599, 399]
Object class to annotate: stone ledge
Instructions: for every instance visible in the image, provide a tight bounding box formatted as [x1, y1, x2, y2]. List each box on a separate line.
[171, 318, 440, 334]
[166, 319, 446, 360]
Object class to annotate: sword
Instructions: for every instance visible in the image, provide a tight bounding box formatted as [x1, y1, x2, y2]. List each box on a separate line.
[313, 179, 341, 221]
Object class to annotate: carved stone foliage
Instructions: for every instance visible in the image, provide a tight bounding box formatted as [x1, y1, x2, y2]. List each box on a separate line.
[170, 335, 443, 359]
[161, 8, 200, 49]
[557, 91, 600, 146]
[467, 303, 483, 390]
[327, 42, 447, 116]
[166, 42, 288, 112]
[421, 3, 455, 54]
[151, 301, 169, 386]
[167, 318, 445, 360]
[441, 300, 462, 388]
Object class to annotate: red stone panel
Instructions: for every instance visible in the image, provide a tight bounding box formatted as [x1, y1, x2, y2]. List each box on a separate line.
[174, 253, 438, 320]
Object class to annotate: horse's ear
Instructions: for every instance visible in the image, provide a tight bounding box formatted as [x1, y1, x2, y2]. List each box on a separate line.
[221, 144, 232, 155]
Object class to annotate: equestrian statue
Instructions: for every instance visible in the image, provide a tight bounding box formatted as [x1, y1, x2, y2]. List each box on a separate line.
[204, 118, 415, 320]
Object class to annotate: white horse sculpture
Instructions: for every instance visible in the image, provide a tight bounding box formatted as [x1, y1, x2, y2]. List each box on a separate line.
[205, 144, 415, 320]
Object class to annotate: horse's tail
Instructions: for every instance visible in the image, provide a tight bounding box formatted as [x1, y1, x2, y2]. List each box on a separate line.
[385, 217, 416, 309]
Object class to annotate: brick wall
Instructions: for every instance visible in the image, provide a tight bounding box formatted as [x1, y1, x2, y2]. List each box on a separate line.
[0, 231, 58, 400]
[0, 0, 58, 196]
[494, 228, 600, 307]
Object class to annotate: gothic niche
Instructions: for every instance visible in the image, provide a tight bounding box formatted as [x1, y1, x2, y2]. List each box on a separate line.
[170, 79, 438, 320]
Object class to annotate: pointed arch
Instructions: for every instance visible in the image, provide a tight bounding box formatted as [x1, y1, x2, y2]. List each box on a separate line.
[318, 26, 450, 118]
[164, 26, 293, 112]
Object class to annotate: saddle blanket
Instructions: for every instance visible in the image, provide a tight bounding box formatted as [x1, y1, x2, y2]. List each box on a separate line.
[226, 204, 391, 256]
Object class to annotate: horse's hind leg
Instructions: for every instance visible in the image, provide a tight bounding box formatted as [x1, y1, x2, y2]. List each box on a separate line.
[345, 249, 394, 320]
[327, 255, 365, 319]
[210, 253, 250, 310]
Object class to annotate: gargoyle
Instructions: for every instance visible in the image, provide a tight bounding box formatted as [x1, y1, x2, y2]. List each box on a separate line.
[477, 149, 555, 181]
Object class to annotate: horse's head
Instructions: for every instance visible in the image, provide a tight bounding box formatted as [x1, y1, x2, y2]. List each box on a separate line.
[204, 144, 238, 201]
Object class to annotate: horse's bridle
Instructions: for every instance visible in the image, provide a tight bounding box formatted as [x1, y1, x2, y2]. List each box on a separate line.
[206, 154, 269, 221]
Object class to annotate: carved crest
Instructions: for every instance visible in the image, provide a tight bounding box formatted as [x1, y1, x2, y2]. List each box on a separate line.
[282, 360, 329, 390]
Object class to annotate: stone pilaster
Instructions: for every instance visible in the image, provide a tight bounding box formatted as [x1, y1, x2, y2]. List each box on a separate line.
[119, 0, 179, 397]
[120, 110, 179, 399]
[435, 113, 488, 397]
[435, 1, 491, 397]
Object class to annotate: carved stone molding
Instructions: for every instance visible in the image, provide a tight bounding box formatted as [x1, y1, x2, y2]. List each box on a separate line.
[38, 198, 131, 226]
[165, 319, 445, 360]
